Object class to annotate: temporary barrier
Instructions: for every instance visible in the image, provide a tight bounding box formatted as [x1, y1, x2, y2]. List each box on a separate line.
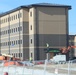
[0, 60, 76, 75]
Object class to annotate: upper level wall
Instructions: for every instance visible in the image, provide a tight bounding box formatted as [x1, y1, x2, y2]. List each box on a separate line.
[29, 8, 36, 35]
[23, 8, 29, 22]
[35, 7, 68, 34]
[0, 8, 29, 27]
[0, 9, 23, 28]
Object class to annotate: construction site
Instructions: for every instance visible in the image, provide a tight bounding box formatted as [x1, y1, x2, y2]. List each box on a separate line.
[0, 2, 76, 75]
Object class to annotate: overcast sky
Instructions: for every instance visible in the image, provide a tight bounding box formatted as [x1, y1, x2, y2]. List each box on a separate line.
[0, 0, 76, 35]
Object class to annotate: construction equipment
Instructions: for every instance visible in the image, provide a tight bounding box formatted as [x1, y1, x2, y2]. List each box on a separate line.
[0, 54, 23, 66]
[0, 54, 20, 61]
[60, 46, 76, 53]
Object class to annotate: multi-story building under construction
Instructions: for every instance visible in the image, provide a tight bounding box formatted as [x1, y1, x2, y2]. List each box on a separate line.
[0, 3, 71, 60]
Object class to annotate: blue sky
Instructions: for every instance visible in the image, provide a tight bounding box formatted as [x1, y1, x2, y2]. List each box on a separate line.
[0, 0, 75, 35]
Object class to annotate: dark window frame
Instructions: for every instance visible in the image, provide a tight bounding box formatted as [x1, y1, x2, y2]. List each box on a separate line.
[30, 11, 32, 17]
[31, 39, 32, 44]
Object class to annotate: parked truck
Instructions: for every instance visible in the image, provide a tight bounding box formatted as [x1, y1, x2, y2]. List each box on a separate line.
[50, 55, 66, 63]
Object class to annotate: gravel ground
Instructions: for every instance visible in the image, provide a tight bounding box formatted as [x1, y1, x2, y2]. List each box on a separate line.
[0, 62, 76, 75]
[31, 63, 76, 75]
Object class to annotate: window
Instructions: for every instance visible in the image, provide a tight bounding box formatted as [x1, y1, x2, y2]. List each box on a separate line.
[18, 14, 19, 18]
[4, 31, 5, 34]
[30, 11, 32, 17]
[12, 54, 13, 56]
[16, 40, 17, 44]
[18, 53, 20, 57]
[16, 53, 17, 57]
[12, 29, 13, 33]
[4, 19, 5, 23]
[31, 25, 32, 30]
[18, 40, 22, 44]
[18, 40, 20, 44]
[20, 26, 22, 31]
[14, 15, 15, 20]
[6, 18, 7, 22]
[1, 43, 2, 46]
[14, 28, 15, 32]
[20, 40, 22, 44]
[6, 30, 7, 34]
[8, 17, 9, 22]
[0, 32, 1, 36]
[10, 17, 11, 21]
[12, 41, 13, 44]
[14, 54, 15, 57]
[18, 27, 19, 31]
[12, 16, 13, 21]
[2, 20, 3, 24]
[8, 42, 9, 45]
[21, 53, 22, 57]
[18, 13, 22, 18]
[14, 41, 15, 45]
[20, 13, 22, 18]
[8, 30, 9, 34]
[31, 53, 33, 57]
[2, 31, 3, 35]
[2, 43, 3, 46]
[10, 41, 11, 45]
[1, 31, 2, 35]
[2, 31, 4, 35]
[2, 19, 4, 23]
[18, 27, 22, 31]
[31, 39, 32, 44]
[1, 31, 3, 35]
[6, 42, 7, 46]
[9, 29, 11, 33]
[4, 42, 5, 46]
[16, 14, 17, 19]
[16, 28, 17, 32]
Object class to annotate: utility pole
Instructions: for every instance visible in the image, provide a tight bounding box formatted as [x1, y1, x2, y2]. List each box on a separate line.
[46, 43, 49, 60]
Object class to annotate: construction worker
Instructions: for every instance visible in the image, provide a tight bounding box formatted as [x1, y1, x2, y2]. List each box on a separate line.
[29, 57, 33, 63]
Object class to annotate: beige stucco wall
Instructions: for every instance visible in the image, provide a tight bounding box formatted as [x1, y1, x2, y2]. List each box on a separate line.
[0, 15, 9, 28]
[29, 7, 68, 60]
[36, 7, 67, 34]
[0, 9, 23, 57]
[29, 8, 36, 60]
[23, 8, 29, 22]
[29, 7, 67, 35]
[29, 8, 36, 34]
[1, 9, 23, 28]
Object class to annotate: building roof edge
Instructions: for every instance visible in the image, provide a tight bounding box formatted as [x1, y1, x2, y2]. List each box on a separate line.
[0, 6, 28, 17]
[0, 3, 72, 17]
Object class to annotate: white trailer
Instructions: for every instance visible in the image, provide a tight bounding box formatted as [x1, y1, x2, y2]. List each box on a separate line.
[50, 55, 66, 63]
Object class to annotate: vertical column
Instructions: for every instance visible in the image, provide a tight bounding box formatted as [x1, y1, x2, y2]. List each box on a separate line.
[8, 14, 10, 54]
[19, 10, 21, 59]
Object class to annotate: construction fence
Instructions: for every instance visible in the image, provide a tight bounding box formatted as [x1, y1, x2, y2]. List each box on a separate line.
[0, 59, 76, 75]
